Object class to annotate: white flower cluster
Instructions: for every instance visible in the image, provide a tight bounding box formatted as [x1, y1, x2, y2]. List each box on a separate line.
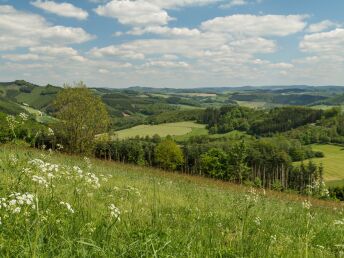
[0, 192, 35, 215]
[334, 219, 344, 225]
[254, 216, 262, 226]
[302, 200, 312, 210]
[27, 159, 101, 190]
[72, 166, 101, 189]
[109, 204, 121, 221]
[60, 202, 75, 214]
[32, 175, 49, 188]
[305, 180, 329, 198]
[6, 115, 19, 130]
[245, 187, 259, 203]
[19, 112, 28, 121]
[47, 128, 54, 136]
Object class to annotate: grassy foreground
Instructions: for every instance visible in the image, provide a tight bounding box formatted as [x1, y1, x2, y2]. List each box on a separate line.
[0, 145, 344, 257]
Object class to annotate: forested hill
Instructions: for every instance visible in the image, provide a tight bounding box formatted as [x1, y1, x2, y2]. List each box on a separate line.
[1, 80, 344, 132]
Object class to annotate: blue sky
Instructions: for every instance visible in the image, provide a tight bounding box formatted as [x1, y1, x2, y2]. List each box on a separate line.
[0, 0, 344, 88]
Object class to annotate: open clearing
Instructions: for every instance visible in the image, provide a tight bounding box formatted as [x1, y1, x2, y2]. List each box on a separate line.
[299, 144, 344, 186]
[114, 121, 207, 139]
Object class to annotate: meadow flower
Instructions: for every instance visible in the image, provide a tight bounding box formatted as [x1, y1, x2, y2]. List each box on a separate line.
[19, 112, 28, 121]
[302, 200, 312, 210]
[109, 204, 121, 221]
[32, 175, 49, 188]
[334, 219, 344, 225]
[254, 216, 262, 226]
[60, 202, 75, 214]
[47, 128, 54, 136]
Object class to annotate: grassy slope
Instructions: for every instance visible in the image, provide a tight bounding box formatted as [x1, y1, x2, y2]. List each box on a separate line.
[306, 144, 344, 187]
[0, 145, 343, 256]
[114, 121, 207, 139]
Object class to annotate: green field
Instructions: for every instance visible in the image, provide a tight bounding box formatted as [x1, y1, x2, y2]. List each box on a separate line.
[296, 144, 344, 186]
[0, 145, 343, 257]
[114, 121, 207, 139]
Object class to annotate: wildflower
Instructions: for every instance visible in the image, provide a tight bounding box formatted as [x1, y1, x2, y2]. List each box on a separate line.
[56, 144, 64, 150]
[254, 216, 262, 226]
[12, 207, 21, 214]
[109, 204, 121, 221]
[60, 202, 75, 214]
[334, 219, 344, 225]
[47, 128, 54, 136]
[19, 112, 28, 121]
[32, 175, 49, 188]
[302, 200, 312, 210]
[270, 234, 277, 244]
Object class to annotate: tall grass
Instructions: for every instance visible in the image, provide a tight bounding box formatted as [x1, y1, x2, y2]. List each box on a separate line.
[0, 144, 343, 257]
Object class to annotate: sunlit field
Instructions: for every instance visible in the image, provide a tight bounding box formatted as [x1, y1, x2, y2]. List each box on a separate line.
[114, 121, 207, 139]
[305, 144, 344, 187]
[0, 144, 343, 257]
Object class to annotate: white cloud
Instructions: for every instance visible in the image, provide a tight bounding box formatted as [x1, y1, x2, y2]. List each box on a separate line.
[300, 28, 344, 55]
[201, 14, 307, 36]
[143, 60, 189, 68]
[149, 0, 220, 9]
[127, 26, 201, 37]
[2, 53, 41, 61]
[0, 5, 94, 50]
[306, 20, 338, 33]
[90, 46, 145, 60]
[94, 0, 172, 26]
[29, 46, 79, 56]
[31, 1, 88, 20]
[219, 0, 248, 9]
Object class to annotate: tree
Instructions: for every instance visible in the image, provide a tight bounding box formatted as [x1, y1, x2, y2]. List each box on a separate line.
[54, 82, 110, 154]
[155, 139, 184, 170]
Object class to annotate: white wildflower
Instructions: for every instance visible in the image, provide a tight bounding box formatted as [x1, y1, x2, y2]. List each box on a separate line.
[302, 200, 312, 210]
[19, 112, 28, 121]
[47, 128, 54, 136]
[334, 219, 344, 225]
[254, 216, 261, 226]
[60, 202, 75, 214]
[109, 204, 121, 221]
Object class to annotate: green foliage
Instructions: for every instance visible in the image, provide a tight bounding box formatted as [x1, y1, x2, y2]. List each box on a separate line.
[53, 83, 110, 154]
[0, 146, 342, 257]
[155, 139, 184, 170]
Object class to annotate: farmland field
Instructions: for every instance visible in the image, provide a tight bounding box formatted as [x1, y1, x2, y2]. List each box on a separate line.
[0, 145, 343, 257]
[298, 144, 344, 186]
[114, 121, 207, 139]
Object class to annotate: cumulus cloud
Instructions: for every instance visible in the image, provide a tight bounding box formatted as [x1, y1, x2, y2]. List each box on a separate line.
[127, 26, 201, 37]
[219, 0, 248, 9]
[300, 28, 344, 54]
[306, 20, 338, 33]
[94, 0, 172, 26]
[201, 14, 308, 36]
[0, 5, 94, 50]
[31, 0, 88, 20]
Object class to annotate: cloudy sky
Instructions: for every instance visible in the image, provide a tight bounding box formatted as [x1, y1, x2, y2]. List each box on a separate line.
[0, 0, 344, 88]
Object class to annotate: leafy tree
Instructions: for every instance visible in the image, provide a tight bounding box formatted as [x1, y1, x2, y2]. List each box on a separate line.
[54, 82, 110, 154]
[200, 148, 228, 179]
[155, 139, 184, 170]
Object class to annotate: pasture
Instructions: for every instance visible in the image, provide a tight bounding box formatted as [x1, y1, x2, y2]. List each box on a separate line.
[114, 121, 207, 139]
[308, 144, 344, 186]
[0, 145, 343, 257]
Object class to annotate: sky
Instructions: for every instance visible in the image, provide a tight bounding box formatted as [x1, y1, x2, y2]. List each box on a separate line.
[0, 0, 344, 88]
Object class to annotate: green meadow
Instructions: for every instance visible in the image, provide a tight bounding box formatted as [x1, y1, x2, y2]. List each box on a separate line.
[0, 144, 343, 257]
[114, 121, 207, 139]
